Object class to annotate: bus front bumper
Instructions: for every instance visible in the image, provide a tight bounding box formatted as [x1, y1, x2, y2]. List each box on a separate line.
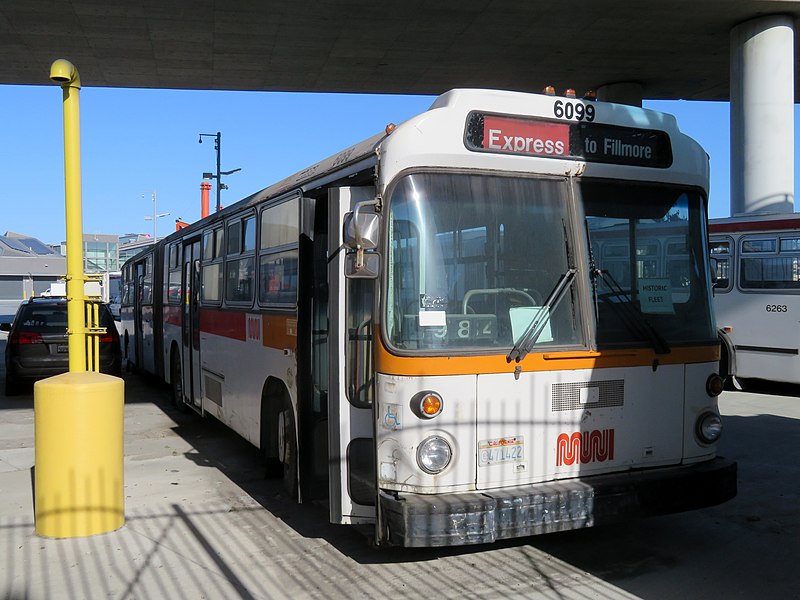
[379, 457, 737, 547]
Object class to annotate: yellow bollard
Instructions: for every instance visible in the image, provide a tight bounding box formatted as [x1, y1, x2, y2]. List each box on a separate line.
[34, 371, 125, 537]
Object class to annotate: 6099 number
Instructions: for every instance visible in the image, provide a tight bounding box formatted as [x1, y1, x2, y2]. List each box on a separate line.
[553, 99, 595, 122]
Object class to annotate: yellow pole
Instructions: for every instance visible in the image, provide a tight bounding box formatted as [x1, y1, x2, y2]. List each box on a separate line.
[51, 58, 87, 372]
[93, 302, 100, 372]
[35, 60, 125, 538]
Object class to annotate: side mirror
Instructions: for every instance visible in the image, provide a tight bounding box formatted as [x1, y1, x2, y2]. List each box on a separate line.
[343, 205, 381, 279]
[343, 211, 381, 250]
[345, 253, 381, 279]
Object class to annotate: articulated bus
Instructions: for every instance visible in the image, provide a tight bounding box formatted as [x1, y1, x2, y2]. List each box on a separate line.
[121, 89, 736, 547]
[710, 213, 800, 387]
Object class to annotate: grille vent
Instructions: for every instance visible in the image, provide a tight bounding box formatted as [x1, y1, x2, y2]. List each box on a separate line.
[551, 380, 624, 411]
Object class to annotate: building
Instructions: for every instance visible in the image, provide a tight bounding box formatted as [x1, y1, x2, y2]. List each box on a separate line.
[0, 230, 158, 324]
[0, 232, 66, 323]
[118, 234, 157, 266]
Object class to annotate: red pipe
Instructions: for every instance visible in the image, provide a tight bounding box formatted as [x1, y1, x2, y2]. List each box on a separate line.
[201, 182, 212, 219]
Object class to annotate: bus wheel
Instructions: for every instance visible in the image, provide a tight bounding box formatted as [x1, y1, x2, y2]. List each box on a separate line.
[279, 404, 298, 499]
[124, 332, 132, 373]
[171, 352, 188, 411]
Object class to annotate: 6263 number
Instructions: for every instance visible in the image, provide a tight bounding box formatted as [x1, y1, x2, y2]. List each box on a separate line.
[553, 99, 595, 122]
[766, 304, 788, 312]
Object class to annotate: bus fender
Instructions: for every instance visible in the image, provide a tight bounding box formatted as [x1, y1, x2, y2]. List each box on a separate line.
[718, 328, 738, 386]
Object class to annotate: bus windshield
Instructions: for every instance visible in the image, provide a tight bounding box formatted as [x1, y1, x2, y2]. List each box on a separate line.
[385, 172, 583, 352]
[580, 180, 716, 347]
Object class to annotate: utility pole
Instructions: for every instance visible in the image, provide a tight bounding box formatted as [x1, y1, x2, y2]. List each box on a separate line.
[199, 131, 241, 212]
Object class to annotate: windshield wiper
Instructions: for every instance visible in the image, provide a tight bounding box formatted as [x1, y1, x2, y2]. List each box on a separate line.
[506, 268, 577, 363]
[593, 268, 671, 355]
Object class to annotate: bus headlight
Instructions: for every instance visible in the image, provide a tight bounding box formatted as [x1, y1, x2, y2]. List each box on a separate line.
[416, 436, 452, 474]
[696, 412, 723, 444]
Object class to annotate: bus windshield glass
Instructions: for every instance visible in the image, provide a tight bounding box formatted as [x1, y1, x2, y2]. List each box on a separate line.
[386, 172, 583, 352]
[580, 180, 716, 347]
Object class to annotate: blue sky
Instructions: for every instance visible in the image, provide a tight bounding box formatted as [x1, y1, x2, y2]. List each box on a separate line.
[0, 85, 794, 244]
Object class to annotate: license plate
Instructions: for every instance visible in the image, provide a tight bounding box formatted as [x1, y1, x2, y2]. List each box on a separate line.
[478, 436, 524, 466]
[56, 344, 69, 354]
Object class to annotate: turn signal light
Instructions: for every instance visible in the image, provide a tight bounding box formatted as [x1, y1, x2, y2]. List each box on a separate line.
[411, 391, 444, 419]
[706, 373, 725, 397]
[421, 393, 442, 417]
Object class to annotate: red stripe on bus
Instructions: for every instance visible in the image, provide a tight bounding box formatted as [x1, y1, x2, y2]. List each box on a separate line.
[199, 308, 247, 341]
[709, 217, 800, 234]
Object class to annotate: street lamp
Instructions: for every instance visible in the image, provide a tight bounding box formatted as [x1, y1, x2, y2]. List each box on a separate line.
[198, 131, 241, 212]
[142, 191, 170, 241]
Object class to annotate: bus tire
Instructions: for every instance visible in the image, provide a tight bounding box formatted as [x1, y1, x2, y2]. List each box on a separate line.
[124, 332, 132, 373]
[279, 400, 299, 500]
[171, 351, 188, 412]
[261, 383, 282, 478]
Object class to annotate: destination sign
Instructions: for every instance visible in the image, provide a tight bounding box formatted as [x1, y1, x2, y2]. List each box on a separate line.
[465, 111, 673, 168]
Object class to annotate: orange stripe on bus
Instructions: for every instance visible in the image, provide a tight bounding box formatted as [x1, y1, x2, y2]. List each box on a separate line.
[261, 313, 298, 351]
[375, 331, 719, 376]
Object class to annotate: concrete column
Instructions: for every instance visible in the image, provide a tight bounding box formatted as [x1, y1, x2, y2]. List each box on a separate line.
[730, 15, 794, 216]
[596, 82, 643, 107]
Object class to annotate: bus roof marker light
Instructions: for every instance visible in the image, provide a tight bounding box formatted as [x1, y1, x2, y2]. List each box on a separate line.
[385, 123, 397, 135]
[565, 89, 577, 98]
[543, 85, 556, 96]
[583, 90, 597, 101]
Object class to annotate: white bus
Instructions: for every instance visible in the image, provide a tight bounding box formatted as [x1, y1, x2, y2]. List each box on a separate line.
[710, 213, 800, 387]
[122, 88, 736, 547]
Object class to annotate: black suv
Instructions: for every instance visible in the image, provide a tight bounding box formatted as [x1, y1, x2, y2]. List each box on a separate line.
[1, 297, 121, 395]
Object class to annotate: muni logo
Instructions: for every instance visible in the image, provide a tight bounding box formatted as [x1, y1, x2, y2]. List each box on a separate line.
[556, 429, 615, 466]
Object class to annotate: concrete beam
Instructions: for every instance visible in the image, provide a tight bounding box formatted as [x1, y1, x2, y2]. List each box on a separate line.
[730, 15, 795, 216]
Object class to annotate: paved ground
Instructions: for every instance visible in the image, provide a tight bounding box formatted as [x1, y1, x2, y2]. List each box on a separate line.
[1, 333, 798, 599]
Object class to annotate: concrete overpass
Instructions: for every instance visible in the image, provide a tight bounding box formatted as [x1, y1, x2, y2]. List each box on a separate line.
[2, 0, 798, 214]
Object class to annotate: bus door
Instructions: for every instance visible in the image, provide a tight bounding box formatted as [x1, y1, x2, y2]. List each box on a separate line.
[328, 186, 377, 524]
[182, 238, 202, 411]
[133, 258, 146, 368]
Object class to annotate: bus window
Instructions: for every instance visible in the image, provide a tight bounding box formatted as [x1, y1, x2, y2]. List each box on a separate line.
[167, 243, 181, 304]
[201, 228, 224, 303]
[347, 278, 374, 408]
[386, 173, 581, 351]
[259, 251, 298, 304]
[225, 256, 254, 303]
[141, 255, 153, 305]
[225, 216, 256, 304]
[780, 237, 800, 252]
[740, 235, 800, 289]
[581, 182, 715, 347]
[709, 238, 732, 291]
[227, 220, 242, 255]
[259, 199, 300, 306]
[243, 216, 256, 252]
